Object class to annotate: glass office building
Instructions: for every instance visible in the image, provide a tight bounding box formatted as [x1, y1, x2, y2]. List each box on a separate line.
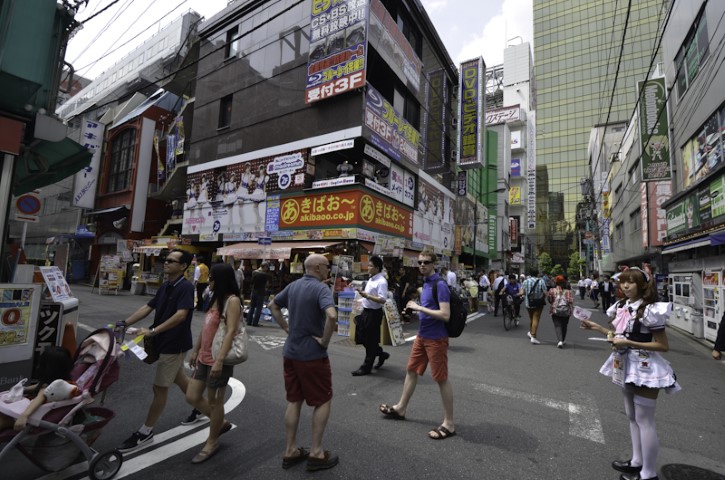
[533, 0, 665, 266]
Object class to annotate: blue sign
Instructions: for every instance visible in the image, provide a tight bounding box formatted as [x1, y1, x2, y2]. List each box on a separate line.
[258, 237, 272, 245]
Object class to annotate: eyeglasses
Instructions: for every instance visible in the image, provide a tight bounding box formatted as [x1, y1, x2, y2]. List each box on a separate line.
[418, 260, 433, 265]
[164, 258, 181, 264]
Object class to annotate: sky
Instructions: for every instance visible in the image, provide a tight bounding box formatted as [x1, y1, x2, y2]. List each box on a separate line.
[66, 0, 533, 81]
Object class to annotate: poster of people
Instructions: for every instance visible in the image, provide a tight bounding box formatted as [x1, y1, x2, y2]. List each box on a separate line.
[39, 266, 73, 302]
[182, 151, 311, 238]
[412, 175, 453, 251]
[0, 287, 36, 346]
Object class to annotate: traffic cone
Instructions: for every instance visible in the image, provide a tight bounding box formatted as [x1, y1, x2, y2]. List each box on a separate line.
[61, 322, 77, 357]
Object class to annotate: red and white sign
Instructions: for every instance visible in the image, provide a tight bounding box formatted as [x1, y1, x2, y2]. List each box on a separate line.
[15, 190, 42, 223]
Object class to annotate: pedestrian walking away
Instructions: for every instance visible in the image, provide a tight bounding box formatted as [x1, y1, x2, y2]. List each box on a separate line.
[185, 263, 240, 464]
[352, 255, 389, 376]
[268, 254, 339, 472]
[247, 262, 270, 326]
[194, 256, 209, 312]
[577, 278, 586, 300]
[379, 250, 456, 441]
[522, 268, 546, 344]
[547, 275, 573, 348]
[600, 275, 615, 313]
[492, 271, 507, 317]
[117, 249, 211, 453]
[580, 267, 679, 480]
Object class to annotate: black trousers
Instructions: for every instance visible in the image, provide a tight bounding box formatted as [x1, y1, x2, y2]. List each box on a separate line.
[601, 291, 612, 312]
[196, 282, 208, 311]
[359, 307, 384, 370]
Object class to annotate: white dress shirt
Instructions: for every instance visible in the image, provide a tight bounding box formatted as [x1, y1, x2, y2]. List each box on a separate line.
[362, 272, 388, 310]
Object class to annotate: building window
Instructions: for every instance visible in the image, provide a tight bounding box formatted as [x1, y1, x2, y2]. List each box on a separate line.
[108, 129, 136, 192]
[615, 221, 624, 241]
[396, 8, 422, 57]
[629, 160, 639, 185]
[630, 208, 642, 232]
[225, 26, 239, 59]
[675, 8, 709, 99]
[218, 94, 232, 129]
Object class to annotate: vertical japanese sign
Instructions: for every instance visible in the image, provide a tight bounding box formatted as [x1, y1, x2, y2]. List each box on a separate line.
[72, 119, 105, 208]
[526, 110, 537, 229]
[638, 77, 671, 181]
[306, 0, 368, 104]
[648, 180, 672, 246]
[423, 69, 447, 173]
[458, 57, 485, 170]
[640, 183, 649, 247]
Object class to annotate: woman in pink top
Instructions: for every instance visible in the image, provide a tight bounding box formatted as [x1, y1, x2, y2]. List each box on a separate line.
[187, 263, 242, 464]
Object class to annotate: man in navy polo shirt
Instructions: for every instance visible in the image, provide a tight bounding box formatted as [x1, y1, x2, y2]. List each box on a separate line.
[117, 249, 210, 452]
[378, 250, 456, 441]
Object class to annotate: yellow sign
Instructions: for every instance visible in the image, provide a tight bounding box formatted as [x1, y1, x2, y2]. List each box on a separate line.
[509, 186, 521, 205]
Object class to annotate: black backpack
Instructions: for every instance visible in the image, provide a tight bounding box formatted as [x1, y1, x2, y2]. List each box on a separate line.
[432, 280, 469, 338]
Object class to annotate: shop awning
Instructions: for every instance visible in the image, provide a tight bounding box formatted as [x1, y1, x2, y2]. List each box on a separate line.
[86, 206, 129, 216]
[661, 237, 711, 254]
[217, 241, 340, 259]
[12, 137, 93, 195]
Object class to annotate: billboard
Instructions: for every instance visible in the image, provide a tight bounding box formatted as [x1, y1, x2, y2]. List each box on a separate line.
[422, 69, 447, 173]
[457, 57, 485, 170]
[363, 84, 422, 165]
[305, 0, 368, 104]
[72, 119, 105, 208]
[638, 77, 671, 181]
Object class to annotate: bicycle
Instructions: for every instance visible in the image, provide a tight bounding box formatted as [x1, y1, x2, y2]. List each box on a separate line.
[502, 295, 520, 331]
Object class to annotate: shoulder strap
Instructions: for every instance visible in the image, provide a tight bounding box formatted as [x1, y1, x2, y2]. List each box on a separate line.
[222, 295, 233, 319]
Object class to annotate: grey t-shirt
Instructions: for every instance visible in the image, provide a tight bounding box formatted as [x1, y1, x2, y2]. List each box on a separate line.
[273, 275, 335, 361]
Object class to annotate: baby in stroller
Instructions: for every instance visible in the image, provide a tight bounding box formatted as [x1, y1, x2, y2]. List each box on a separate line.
[0, 329, 123, 480]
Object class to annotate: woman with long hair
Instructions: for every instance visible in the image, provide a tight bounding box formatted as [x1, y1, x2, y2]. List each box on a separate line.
[580, 267, 679, 480]
[547, 275, 573, 348]
[186, 263, 242, 464]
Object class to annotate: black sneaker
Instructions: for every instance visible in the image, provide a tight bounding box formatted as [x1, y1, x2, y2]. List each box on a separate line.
[118, 431, 154, 452]
[181, 409, 207, 425]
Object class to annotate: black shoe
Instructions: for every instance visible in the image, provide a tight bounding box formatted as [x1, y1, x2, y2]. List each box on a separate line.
[374, 352, 390, 369]
[118, 431, 154, 453]
[351, 368, 371, 376]
[181, 408, 207, 425]
[612, 460, 642, 474]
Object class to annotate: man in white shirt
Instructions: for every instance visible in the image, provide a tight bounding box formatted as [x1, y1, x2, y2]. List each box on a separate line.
[352, 256, 389, 376]
[492, 271, 507, 316]
[445, 267, 457, 288]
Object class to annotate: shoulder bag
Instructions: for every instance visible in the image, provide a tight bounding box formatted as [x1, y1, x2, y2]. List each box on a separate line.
[212, 295, 248, 365]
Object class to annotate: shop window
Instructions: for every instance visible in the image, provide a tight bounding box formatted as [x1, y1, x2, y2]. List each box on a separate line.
[108, 129, 136, 192]
[218, 94, 233, 129]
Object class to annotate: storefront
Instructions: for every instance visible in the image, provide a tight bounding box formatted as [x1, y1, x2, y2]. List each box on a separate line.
[132, 236, 204, 295]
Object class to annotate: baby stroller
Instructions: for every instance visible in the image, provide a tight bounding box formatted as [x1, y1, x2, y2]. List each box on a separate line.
[0, 328, 123, 480]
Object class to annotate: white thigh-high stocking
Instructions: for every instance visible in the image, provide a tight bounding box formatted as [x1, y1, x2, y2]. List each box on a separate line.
[623, 390, 643, 467]
[633, 394, 659, 479]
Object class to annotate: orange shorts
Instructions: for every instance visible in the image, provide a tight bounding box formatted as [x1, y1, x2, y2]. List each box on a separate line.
[407, 336, 449, 382]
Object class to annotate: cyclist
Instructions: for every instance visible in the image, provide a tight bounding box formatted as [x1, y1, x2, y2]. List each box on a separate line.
[504, 274, 523, 320]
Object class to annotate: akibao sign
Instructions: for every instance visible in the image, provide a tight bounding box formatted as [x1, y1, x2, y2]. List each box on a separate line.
[638, 77, 671, 181]
[278, 189, 413, 238]
[458, 57, 485, 170]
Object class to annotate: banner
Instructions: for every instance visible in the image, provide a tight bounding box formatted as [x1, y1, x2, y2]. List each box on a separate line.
[305, 0, 368, 104]
[638, 77, 671, 181]
[422, 69, 447, 173]
[363, 84, 422, 165]
[458, 57, 485, 170]
[72, 119, 105, 208]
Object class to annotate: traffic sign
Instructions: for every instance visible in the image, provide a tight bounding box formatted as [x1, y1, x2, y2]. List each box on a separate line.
[15, 191, 41, 223]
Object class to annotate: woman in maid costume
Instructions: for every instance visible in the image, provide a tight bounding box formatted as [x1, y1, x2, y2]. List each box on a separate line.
[580, 267, 679, 480]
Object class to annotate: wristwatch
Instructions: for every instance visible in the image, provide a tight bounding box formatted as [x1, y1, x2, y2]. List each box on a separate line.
[150, 327, 156, 336]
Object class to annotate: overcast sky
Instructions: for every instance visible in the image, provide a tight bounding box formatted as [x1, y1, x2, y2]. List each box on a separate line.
[66, 0, 533, 80]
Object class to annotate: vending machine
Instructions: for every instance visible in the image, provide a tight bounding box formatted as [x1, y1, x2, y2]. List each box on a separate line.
[703, 270, 723, 342]
[669, 274, 696, 334]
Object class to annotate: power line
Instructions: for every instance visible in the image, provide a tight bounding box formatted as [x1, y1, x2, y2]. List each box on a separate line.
[71, 0, 136, 65]
[79, 0, 123, 24]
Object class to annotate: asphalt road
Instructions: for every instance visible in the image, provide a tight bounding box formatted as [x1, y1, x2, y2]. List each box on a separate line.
[6, 285, 725, 480]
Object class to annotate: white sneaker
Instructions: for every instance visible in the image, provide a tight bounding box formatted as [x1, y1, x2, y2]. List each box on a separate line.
[557, 341, 563, 348]
[530, 337, 541, 345]
[527, 331, 532, 339]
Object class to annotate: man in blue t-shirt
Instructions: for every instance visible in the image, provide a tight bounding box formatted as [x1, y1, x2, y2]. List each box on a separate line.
[269, 253, 339, 472]
[378, 251, 456, 441]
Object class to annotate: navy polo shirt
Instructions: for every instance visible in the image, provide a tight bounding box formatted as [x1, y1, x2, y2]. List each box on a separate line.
[146, 275, 195, 354]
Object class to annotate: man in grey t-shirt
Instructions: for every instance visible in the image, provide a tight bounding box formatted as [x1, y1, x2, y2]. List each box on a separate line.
[269, 253, 338, 472]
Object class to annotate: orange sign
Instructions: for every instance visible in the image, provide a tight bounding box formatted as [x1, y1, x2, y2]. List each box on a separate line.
[279, 190, 412, 238]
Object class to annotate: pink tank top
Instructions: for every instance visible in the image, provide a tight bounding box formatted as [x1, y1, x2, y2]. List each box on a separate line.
[199, 306, 222, 366]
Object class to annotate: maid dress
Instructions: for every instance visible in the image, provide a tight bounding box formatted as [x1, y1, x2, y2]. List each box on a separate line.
[600, 299, 681, 393]
[197, 180, 209, 204]
[223, 180, 237, 206]
[186, 187, 197, 209]
[249, 175, 268, 202]
[236, 172, 251, 202]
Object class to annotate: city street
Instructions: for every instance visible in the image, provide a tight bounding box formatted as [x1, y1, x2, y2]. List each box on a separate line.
[7, 285, 725, 480]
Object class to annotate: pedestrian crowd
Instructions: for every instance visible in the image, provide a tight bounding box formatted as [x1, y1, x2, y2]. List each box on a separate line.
[106, 249, 692, 479]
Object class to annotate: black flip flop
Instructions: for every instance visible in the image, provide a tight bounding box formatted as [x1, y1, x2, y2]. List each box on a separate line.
[428, 425, 456, 440]
[379, 403, 406, 420]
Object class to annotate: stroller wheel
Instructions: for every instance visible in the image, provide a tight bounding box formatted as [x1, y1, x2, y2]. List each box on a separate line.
[89, 449, 123, 480]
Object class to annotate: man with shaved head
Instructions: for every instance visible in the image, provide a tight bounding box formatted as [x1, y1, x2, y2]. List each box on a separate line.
[269, 253, 338, 472]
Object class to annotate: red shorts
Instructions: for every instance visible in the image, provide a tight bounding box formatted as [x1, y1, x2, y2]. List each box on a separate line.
[283, 357, 333, 407]
[407, 336, 449, 382]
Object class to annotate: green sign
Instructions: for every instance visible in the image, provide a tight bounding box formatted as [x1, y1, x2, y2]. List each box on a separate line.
[639, 78, 671, 181]
[711, 175, 725, 218]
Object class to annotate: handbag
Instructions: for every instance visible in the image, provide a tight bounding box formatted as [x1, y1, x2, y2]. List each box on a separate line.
[212, 296, 248, 365]
[143, 335, 160, 364]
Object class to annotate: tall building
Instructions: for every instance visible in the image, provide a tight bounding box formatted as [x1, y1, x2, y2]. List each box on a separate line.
[533, 0, 665, 267]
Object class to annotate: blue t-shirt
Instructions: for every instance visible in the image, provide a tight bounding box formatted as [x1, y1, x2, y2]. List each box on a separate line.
[146, 275, 195, 354]
[418, 273, 450, 340]
[505, 281, 520, 296]
[273, 275, 336, 361]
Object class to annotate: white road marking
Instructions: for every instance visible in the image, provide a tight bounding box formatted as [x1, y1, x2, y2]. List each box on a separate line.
[37, 378, 246, 480]
[250, 334, 287, 350]
[474, 383, 605, 444]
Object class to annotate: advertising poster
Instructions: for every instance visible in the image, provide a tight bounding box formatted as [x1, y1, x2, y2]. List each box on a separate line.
[363, 85, 422, 165]
[711, 175, 725, 218]
[638, 78, 671, 181]
[648, 181, 672, 246]
[509, 186, 521, 205]
[511, 157, 521, 177]
[413, 174, 454, 251]
[0, 287, 36, 346]
[423, 69, 446, 173]
[39, 266, 73, 302]
[682, 139, 695, 189]
[305, 0, 368, 104]
[698, 185, 712, 227]
[183, 150, 310, 237]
